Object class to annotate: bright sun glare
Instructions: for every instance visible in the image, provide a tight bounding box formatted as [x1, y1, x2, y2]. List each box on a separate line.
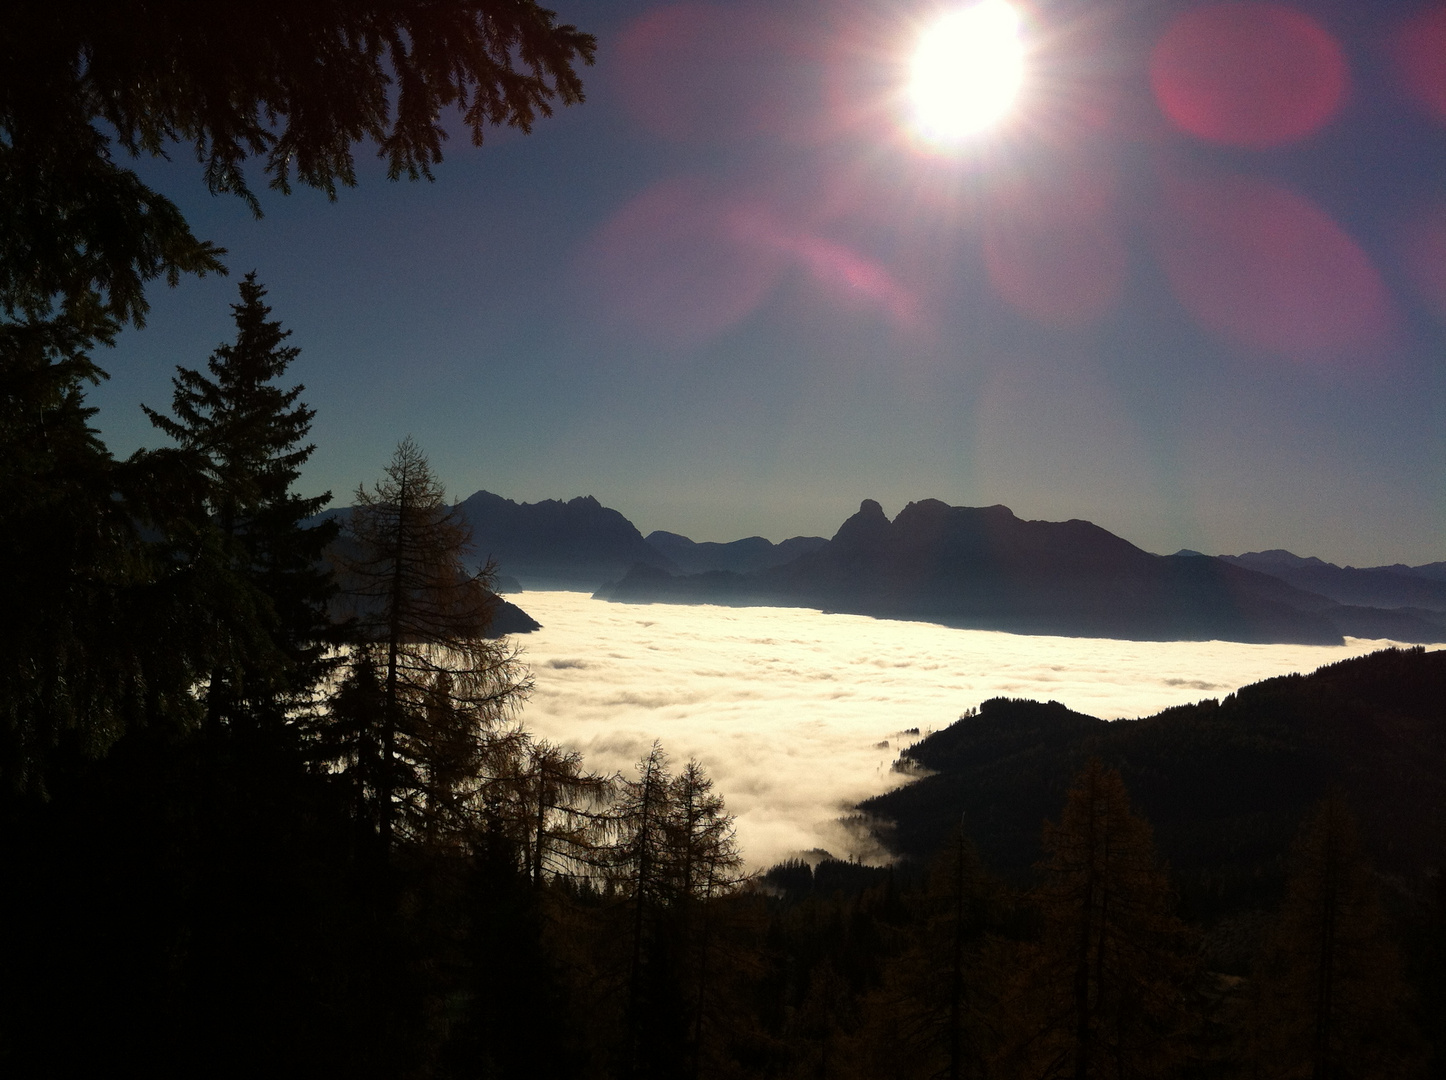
[909, 0, 1026, 141]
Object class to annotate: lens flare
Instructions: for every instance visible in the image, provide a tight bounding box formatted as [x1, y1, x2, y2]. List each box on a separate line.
[909, 1, 1026, 141]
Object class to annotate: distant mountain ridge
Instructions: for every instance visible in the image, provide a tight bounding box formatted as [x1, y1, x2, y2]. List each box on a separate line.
[644, 530, 828, 575]
[1219, 549, 1446, 611]
[321, 489, 1446, 646]
[599, 499, 1446, 646]
[451, 490, 676, 589]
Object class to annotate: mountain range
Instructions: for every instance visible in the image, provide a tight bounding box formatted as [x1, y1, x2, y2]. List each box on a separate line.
[323, 491, 1446, 646]
[597, 499, 1446, 645]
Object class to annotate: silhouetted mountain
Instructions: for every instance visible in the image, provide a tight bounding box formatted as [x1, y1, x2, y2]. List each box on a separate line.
[1222, 549, 1446, 611]
[452, 490, 676, 588]
[599, 499, 1435, 645]
[485, 596, 542, 635]
[863, 646, 1446, 922]
[644, 530, 828, 574]
[323, 526, 540, 636]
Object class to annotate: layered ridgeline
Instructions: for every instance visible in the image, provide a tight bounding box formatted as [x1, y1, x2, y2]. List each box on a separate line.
[862, 646, 1446, 928]
[325, 491, 1446, 645]
[601, 499, 1446, 645]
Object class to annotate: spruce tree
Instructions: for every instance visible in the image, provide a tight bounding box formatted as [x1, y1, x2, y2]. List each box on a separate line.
[143, 272, 337, 733]
[0, 320, 147, 792]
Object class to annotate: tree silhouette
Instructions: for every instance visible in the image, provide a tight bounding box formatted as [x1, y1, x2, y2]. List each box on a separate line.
[337, 436, 530, 850]
[510, 739, 615, 888]
[1247, 794, 1425, 1079]
[1, 2, 595, 342]
[855, 826, 999, 1080]
[1003, 759, 1196, 1080]
[0, 321, 150, 793]
[612, 746, 748, 1078]
[143, 272, 336, 735]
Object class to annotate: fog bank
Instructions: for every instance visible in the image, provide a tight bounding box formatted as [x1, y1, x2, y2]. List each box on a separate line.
[511, 591, 1401, 868]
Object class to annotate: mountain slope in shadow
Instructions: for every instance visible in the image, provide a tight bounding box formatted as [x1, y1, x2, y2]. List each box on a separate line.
[862, 645, 1446, 922]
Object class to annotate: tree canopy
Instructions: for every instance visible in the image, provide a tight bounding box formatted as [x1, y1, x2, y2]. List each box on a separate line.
[0, 0, 596, 337]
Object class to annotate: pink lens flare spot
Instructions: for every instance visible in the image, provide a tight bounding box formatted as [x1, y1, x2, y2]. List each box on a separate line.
[1151, 2, 1348, 148]
[983, 172, 1128, 328]
[1393, 5, 1446, 124]
[578, 179, 790, 344]
[613, 4, 814, 143]
[789, 234, 921, 329]
[1400, 204, 1446, 319]
[1155, 174, 1394, 362]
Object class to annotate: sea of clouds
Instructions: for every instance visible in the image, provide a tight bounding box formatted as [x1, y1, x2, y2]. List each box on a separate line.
[509, 590, 1404, 869]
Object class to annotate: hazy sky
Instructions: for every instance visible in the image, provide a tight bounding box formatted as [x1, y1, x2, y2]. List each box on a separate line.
[92, 0, 1446, 566]
[514, 591, 1406, 867]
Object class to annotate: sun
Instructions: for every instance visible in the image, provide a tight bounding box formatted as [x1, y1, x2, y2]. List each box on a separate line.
[909, 1, 1026, 142]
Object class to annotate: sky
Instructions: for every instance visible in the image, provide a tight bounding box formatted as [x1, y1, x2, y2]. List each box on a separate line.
[90, 0, 1446, 566]
[512, 590, 1404, 867]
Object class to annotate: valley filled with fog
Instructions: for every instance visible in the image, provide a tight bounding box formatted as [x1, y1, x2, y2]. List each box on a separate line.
[511, 591, 1405, 869]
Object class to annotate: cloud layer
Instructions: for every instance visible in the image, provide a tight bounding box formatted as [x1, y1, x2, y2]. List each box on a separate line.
[512, 591, 1403, 869]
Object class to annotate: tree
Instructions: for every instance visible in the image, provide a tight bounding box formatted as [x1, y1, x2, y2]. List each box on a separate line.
[337, 436, 531, 849]
[612, 746, 747, 1078]
[1247, 794, 1425, 1079]
[1, 1, 596, 342]
[0, 321, 148, 793]
[856, 826, 999, 1080]
[0, 2, 593, 793]
[1001, 759, 1196, 1080]
[510, 739, 615, 888]
[142, 272, 337, 734]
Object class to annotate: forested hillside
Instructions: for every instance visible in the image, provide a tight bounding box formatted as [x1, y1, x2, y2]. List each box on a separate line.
[865, 646, 1446, 917]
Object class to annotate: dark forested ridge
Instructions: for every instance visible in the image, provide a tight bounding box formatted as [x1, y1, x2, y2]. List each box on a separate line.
[865, 646, 1446, 918]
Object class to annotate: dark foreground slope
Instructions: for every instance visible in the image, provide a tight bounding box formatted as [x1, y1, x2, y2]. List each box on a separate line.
[604, 499, 1446, 644]
[863, 646, 1446, 920]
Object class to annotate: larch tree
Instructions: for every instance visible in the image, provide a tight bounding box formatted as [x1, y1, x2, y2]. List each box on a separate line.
[513, 739, 615, 888]
[665, 759, 747, 1080]
[1247, 793, 1425, 1079]
[1002, 759, 1196, 1080]
[142, 272, 336, 734]
[613, 746, 747, 1079]
[856, 825, 998, 1080]
[338, 436, 531, 850]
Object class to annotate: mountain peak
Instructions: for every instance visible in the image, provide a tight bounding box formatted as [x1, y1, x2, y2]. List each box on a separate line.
[833, 499, 891, 548]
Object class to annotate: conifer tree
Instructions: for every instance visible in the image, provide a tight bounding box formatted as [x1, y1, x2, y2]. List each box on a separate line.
[613, 746, 748, 1078]
[857, 826, 997, 1080]
[512, 739, 615, 887]
[1247, 794, 1424, 1079]
[1003, 759, 1195, 1080]
[143, 272, 336, 733]
[338, 436, 531, 850]
[0, 321, 149, 792]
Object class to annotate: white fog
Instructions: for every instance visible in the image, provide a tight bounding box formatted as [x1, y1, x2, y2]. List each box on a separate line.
[510, 590, 1405, 869]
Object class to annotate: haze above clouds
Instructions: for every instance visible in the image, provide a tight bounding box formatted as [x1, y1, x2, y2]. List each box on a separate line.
[513, 591, 1405, 868]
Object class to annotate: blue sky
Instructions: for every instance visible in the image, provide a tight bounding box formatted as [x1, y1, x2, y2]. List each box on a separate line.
[93, 0, 1446, 565]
